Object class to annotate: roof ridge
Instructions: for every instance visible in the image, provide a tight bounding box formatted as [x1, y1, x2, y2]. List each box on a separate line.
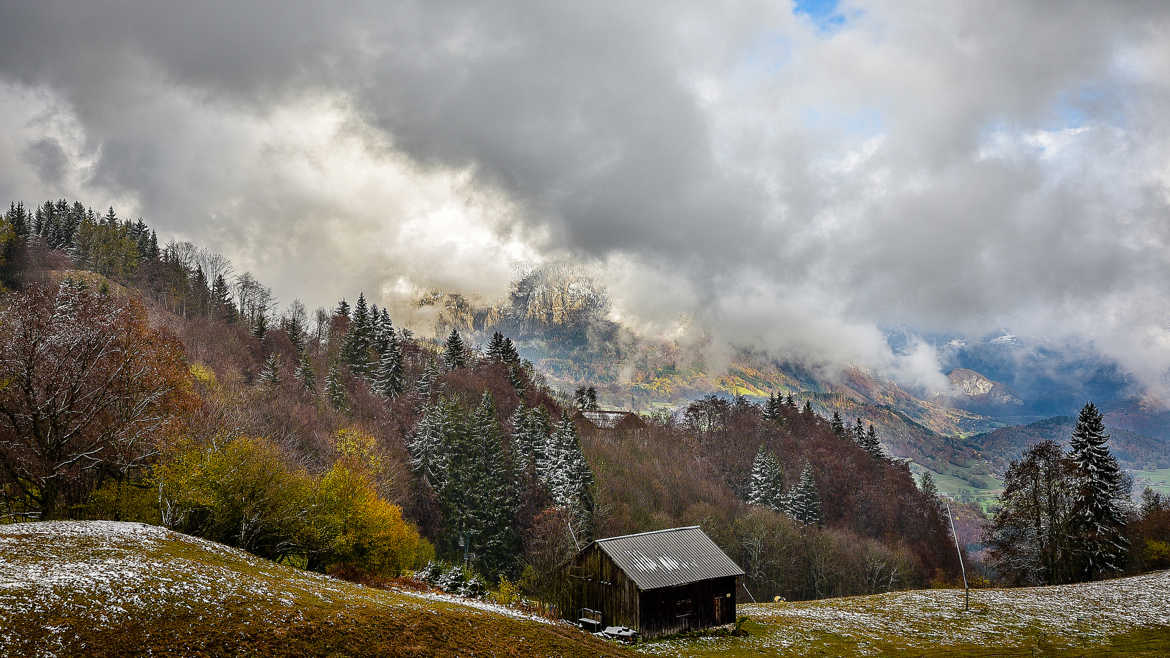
[594, 526, 701, 543]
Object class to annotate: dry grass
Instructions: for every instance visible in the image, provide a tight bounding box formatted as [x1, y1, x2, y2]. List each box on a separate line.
[0, 521, 628, 657]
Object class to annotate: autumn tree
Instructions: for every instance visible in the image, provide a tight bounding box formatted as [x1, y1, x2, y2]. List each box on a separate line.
[0, 281, 195, 518]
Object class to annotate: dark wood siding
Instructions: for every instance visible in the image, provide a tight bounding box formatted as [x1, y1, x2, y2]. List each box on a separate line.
[564, 544, 640, 629]
[564, 547, 738, 639]
[636, 576, 737, 639]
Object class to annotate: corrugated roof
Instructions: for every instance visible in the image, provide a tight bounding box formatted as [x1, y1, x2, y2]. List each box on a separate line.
[579, 410, 634, 429]
[592, 526, 744, 591]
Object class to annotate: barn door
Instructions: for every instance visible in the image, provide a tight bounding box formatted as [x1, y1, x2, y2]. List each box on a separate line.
[713, 596, 725, 622]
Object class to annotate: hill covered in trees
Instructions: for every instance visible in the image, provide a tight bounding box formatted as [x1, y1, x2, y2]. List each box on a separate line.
[0, 198, 961, 607]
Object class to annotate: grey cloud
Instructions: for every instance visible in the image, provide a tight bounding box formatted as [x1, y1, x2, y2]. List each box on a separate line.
[23, 137, 67, 184]
[1, 1, 1170, 397]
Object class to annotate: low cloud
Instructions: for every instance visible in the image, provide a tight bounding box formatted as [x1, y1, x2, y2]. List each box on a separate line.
[1, 1, 1168, 399]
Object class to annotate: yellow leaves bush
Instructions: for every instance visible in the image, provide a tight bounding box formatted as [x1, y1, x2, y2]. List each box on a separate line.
[156, 436, 431, 582]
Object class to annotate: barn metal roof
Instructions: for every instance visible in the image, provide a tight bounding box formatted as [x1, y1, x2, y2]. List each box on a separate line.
[578, 410, 637, 429]
[592, 526, 744, 591]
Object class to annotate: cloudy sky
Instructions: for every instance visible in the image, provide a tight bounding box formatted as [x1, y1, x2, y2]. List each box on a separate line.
[2, 1, 1169, 397]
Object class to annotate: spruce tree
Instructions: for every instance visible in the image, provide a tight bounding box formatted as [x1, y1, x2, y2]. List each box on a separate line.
[295, 352, 316, 393]
[786, 393, 796, 408]
[501, 337, 520, 364]
[324, 365, 347, 411]
[747, 444, 785, 511]
[466, 392, 521, 575]
[1068, 402, 1128, 579]
[787, 462, 822, 526]
[486, 331, 507, 362]
[251, 312, 268, 339]
[371, 333, 405, 398]
[416, 359, 440, 398]
[258, 353, 279, 386]
[803, 400, 813, 416]
[830, 411, 845, 437]
[853, 418, 865, 445]
[862, 424, 884, 459]
[550, 412, 595, 539]
[335, 298, 350, 319]
[410, 399, 452, 490]
[443, 328, 467, 371]
[341, 293, 373, 375]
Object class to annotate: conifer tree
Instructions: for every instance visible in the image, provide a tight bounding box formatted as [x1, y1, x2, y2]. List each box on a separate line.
[830, 411, 845, 437]
[465, 392, 521, 574]
[410, 399, 452, 490]
[443, 328, 467, 371]
[862, 424, 884, 459]
[341, 293, 373, 375]
[258, 353, 279, 386]
[787, 462, 822, 526]
[547, 412, 595, 539]
[501, 337, 520, 364]
[295, 352, 316, 393]
[416, 358, 440, 398]
[324, 365, 347, 411]
[486, 331, 508, 362]
[251, 312, 268, 339]
[335, 298, 350, 319]
[211, 274, 235, 323]
[853, 418, 865, 445]
[803, 400, 813, 416]
[747, 444, 786, 511]
[1068, 402, 1128, 579]
[371, 333, 404, 398]
[786, 393, 796, 407]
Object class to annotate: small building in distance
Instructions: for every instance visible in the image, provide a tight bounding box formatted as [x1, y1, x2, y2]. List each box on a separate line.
[572, 409, 646, 436]
[563, 526, 744, 639]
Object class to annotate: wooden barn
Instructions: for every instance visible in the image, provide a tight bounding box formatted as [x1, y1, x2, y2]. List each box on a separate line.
[563, 526, 744, 639]
[572, 409, 646, 436]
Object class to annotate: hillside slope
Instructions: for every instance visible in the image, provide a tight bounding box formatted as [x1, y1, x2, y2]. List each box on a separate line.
[967, 415, 1170, 475]
[641, 571, 1170, 656]
[0, 521, 626, 657]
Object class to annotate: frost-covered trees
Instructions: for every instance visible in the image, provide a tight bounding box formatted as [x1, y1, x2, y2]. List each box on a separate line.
[509, 405, 551, 473]
[1068, 402, 1129, 579]
[371, 332, 404, 399]
[544, 413, 595, 538]
[830, 412, 845, 437]
[410, 393, 520, 577]
[325, 365, 347, 411]
[443, 328, 467, 371]
[295, 352, 316, 393]
[747, 445, 786, 511]
[340, 292, 373, 375]
[786, 463, 822, 526]
[0, 282, 194, 518]
[985, 440, 1075, 585]
[860, 424, 883, 460]
[485, 331, 519, 364]
[762, 393, 784, 423]
[574, 386, 598, 411]
[985, 409, 1129, 587]
[258, 353, 280, 386]
[409, 399, 453, 491]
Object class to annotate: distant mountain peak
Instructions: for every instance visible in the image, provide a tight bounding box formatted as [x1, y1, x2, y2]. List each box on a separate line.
[946, 368, 1022, 407]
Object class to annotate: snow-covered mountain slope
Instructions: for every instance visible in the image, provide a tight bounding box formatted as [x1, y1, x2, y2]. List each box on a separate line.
[641, 570, 1170, 656]
[0, 521, 625, 657]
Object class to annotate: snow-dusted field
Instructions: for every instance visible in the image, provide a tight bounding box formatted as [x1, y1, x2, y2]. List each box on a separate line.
[0, 521, 603, 657]
[640, 570, 1170, 655]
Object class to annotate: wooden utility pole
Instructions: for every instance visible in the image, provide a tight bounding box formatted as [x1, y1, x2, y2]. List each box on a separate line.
[945, 498, 969, 611]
